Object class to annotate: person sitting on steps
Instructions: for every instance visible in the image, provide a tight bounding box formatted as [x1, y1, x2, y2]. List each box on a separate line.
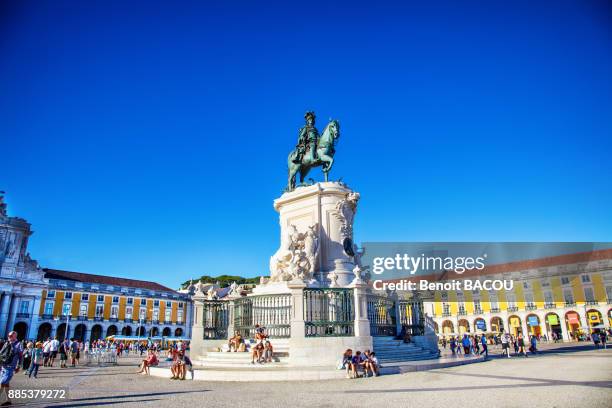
[228, 331, 243, 352]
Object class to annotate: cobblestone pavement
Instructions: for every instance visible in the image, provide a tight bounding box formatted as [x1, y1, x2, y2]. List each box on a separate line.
[6, 344, 611, 408]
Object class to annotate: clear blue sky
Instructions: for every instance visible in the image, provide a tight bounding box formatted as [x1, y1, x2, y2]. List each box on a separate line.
[1, 1, 611, 289]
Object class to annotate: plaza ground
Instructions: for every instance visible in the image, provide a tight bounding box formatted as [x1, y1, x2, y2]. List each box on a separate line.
[8, 343, 611, 408]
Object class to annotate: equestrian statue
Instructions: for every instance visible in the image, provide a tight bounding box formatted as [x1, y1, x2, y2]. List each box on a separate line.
[287, 111, 340, 191]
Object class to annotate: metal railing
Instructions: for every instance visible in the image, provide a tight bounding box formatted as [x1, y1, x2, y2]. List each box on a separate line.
[544, 303, 556, 309]
[234, 294, 291, 338]
[85, 349, 118, 366]
[398, 299, 424, 336]
[203, 300, 229, 339]
[304, 288, 354, 337]
[367, 294, 396, 336]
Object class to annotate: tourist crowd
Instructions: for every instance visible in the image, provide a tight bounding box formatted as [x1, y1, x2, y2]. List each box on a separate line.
[439, 328, 610, 358]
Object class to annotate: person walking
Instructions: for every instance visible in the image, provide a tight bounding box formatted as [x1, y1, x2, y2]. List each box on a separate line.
[592, 331, 601, 349]
[461, 334, 471, 356]
[22, 342, 33, 375]
[49, 336, 59, 367]
[530, 335, 538, 354]
[0, 331, 24, 406]
[517, 333, 528, 357]
[28, 342, 44, 379]
[501, 332, 511, 358]
[59, 339, 69, 368]
[69, 338, 78, 367]
[480, 334, 488, 358]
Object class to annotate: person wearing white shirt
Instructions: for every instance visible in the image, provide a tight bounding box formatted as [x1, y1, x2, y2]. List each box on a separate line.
[49, 337, 60, 367]
[42, 338, 52, 367]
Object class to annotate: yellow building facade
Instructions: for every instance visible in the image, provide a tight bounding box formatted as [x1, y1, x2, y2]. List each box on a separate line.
[427, 249, 612, 341]
[35, 269, 192, 342]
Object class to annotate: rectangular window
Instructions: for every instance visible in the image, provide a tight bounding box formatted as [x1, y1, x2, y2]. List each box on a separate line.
[19, 300, 30, 314]
[561, 276, 570, 285]
[112, 296, 119, 303]
[140, 298, 146, 306]
[95, 305, 104, 317]
[127, 297, 133, 305]
[177, 310, 183, 323]
[81, 293, 89, 301]
[62, 302, 71, 316]
[581, 274, 591, 283]
[125, 306, 133, 319]
[64, 292, 72, 299]
[165, 308, 171, 322]
[607, 286, 612, 301]
[507, 295, 516, 307]
[166, 301, 172, 308]
[44, 302, 54, 315]
[489, 296, 499, 310]
[473, 300, 482, 313]
[442, 303, 450, 315]
[110, 305, 119, 318]
[154, 300, 160, 307]
[47, 290, 55, 299]
[79, 304, 88, 317]
[97, 295, 104, 302]
[458, 303, 466, 314]
[544, 291, 553, 304]
[584, 287, 595, 302]
[563, 288, 574, 304]
[523, 281, 530, 289]
[139, 308, 146, 319]
[153, 308, 159, 320]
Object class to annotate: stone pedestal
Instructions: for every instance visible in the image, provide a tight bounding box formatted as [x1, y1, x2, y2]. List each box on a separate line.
[270, 182, 359, 287]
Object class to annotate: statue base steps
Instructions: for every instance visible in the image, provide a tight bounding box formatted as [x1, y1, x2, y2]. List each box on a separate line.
[148, 354, 484, 382]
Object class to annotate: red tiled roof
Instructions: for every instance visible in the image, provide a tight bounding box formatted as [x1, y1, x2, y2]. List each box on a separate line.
[43, 268, 178, 294]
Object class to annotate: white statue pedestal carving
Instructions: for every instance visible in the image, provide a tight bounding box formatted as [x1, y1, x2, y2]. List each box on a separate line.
[264, 182, 360, 290]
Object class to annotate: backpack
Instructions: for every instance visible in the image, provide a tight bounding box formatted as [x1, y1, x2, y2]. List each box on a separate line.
[0, 342, 15, 366]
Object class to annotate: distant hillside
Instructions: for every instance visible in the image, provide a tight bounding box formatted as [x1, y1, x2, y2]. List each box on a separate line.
[181, 275, 263, 289]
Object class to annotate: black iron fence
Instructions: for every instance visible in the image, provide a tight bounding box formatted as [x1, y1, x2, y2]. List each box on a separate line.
[367, 294, 397, 336]
[200, 290, 424, 340]
[234, 294, 291, 338]
[304, 288, 354, 337]
[399, 299, 425, 336]
[202, 300, 229, 339]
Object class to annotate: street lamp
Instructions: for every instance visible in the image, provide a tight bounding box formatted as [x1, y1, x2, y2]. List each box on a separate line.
[64, 311, 72, 341]
[137, 308, 153, 344]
